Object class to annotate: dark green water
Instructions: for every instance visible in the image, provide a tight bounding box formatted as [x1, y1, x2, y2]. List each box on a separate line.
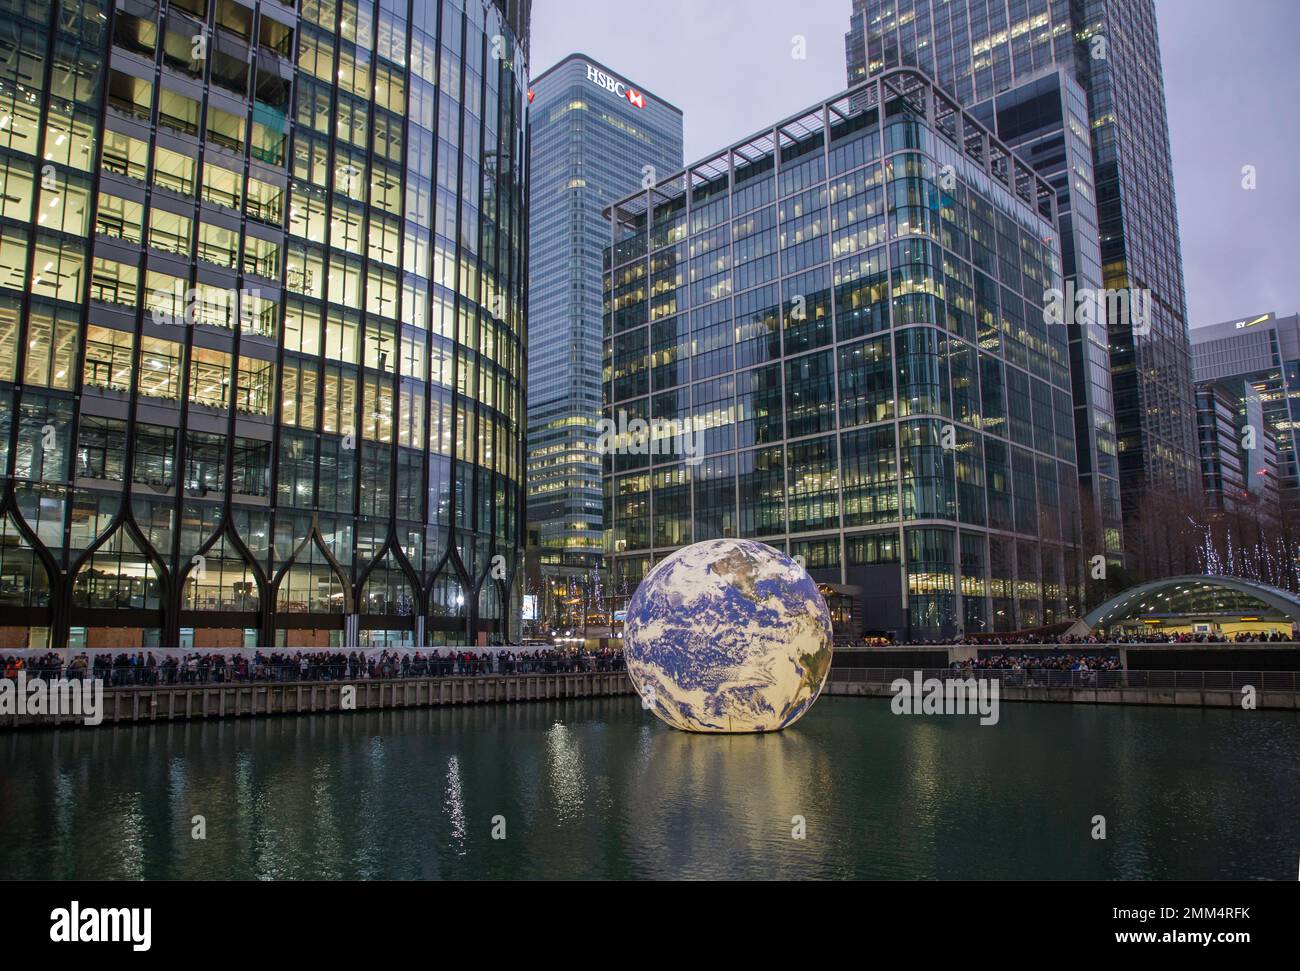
[2, 697, 1298, 879]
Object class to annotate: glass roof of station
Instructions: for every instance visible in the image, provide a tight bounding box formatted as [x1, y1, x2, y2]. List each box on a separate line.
[1084, 576, 1300, 630]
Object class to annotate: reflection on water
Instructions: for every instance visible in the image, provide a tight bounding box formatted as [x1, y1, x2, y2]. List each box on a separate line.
[545, 723, 587, 823]
[445, 756, 466, 855]
[2, 697, 1298, 879]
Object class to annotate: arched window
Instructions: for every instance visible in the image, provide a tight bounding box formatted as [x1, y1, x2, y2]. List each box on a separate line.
[430, 570, 464, 617]
[360, 552, 415, 615]
[72, 525, 161, 609]
[0, 512, 51, 607]
[276, 535, 347, 614]
[184, 532, 260, 611]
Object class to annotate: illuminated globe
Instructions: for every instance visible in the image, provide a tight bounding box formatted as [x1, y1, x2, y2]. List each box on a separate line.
[623, 539, 834, 733]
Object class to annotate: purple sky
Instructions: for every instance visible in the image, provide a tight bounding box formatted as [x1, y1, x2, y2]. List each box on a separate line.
[530, 0, 1300, 328]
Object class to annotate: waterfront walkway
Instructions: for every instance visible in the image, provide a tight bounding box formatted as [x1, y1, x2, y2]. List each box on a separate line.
[2, 669, 637, 729]
[3, 649, 624, 687]
[6, 647, 1300, 730]
[826, 667, 1300, 710]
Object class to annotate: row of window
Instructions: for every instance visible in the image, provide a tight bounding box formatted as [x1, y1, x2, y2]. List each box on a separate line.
[605, 425, 1079, 552]
[602, 338, 1074, 473]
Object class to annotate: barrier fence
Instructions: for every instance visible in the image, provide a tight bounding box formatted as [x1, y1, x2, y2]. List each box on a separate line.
[829, 667, 1300, 691]
[2, 656, 626, 687]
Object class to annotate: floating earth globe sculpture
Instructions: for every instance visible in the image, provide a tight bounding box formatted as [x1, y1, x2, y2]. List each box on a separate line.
[623, 539, 834, 733]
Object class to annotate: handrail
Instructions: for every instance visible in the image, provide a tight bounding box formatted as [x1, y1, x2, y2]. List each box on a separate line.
[834, 641, 1300, 649]
[1, 659, 627, 687]
[828, 667, 1300, 691]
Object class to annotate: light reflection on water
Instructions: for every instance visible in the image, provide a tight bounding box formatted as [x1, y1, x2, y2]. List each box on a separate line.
[445, 756, 466, 854]
[545, 722, 587, 823]
[1, 697, 1297, 880]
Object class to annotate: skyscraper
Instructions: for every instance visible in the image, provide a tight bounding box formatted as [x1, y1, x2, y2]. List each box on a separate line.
[0, 0, 530, 650]
[1192, 312, 1300, 512]
[605, 70, 1082, 640]
[526, 55, 681, 621]
[1193, 380, 1279, 517]
[846, 0, 1197, 550]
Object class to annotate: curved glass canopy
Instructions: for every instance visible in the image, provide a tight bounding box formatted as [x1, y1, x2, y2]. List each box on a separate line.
[1083, 576, 1300, 635]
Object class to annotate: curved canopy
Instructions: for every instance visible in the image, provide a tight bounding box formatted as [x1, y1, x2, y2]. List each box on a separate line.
[1083, 575, 1300, 631]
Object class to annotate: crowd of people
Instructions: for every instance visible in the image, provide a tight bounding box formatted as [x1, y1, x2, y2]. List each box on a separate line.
[3, 627, 1292, 688]
[950, 653, 1123, 672]
[937, 653, 1126, 686]
[1, 646, 625, 686]
[889, 630, 1295, 646]
[1097, 631, 1293, 644]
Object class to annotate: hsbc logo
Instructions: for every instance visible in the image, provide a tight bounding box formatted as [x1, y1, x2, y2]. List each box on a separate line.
[586, 63, 646, 109]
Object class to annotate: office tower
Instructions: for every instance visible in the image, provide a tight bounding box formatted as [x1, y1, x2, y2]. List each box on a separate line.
[1194, 381, 1278, 517]
[526, 55, 681, 624]
[963, 70, 1122, 563]
[846, 0, 1197, 550]
[1192, 312, 1300, 511]
[0, 0, 530, 649]
[605, 70, 1082, 640]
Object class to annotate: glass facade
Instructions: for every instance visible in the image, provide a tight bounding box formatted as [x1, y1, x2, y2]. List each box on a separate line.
[0, 0, 530, 649]
[965, 70, 1122, 563]
[1194, 383, 1248, 513]
[604, 70, 1082, 640]
[846, 0, 1198, 537]
[525, 54, 681, 612]
[1192, 312, 1300, 512]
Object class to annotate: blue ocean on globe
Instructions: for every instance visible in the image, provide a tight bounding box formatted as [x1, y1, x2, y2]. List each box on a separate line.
[623, 539, 834, 733]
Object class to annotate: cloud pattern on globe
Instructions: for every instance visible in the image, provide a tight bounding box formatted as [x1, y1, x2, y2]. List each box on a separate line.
[623, 539, 834, 733]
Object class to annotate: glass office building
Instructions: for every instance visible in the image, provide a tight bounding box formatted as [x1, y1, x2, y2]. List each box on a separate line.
[1193, 380, 1279, 517]
[0, 0, 530, 649]
[1192, 312, 1300, 512]
[964, 70, 1122, 562]
[526, 54, 681, 616]
[604, 69, 1082, 639]
[846, 0, 1198, 528]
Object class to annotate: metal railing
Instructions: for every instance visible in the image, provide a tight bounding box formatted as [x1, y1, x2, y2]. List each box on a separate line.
[829, 667, 1300, 691]
[835, 641, 1300, 649]
[2, 657, 628, 688]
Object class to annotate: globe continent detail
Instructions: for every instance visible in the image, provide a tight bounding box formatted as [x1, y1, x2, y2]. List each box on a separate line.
[623, 539, 834, 733]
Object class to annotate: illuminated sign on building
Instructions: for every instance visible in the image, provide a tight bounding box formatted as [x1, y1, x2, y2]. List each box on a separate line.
[586, 63, 646, 109]
[1233, 314, 1271, 330]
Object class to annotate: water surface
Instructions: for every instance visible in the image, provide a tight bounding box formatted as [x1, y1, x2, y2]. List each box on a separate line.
[2, 697, 1297, 879]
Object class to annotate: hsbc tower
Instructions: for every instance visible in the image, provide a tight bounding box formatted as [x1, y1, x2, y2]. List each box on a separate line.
[525, 55, 683, 626]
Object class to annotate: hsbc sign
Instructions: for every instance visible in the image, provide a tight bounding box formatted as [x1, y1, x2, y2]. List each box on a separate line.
[586, 63, 646, 109]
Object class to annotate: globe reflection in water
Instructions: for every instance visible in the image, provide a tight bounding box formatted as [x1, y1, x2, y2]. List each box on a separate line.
[623, 539, 834, 733]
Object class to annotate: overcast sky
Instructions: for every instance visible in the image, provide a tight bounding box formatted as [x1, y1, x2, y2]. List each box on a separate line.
[530, 0, 1300, 328]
